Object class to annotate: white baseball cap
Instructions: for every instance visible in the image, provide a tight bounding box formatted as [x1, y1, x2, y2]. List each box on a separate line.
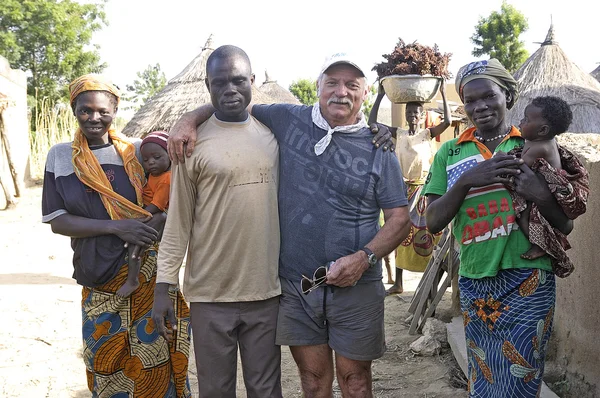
[319, 53, 366, 77]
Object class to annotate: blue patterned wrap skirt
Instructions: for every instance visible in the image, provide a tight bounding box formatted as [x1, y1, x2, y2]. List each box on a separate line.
[460, 268, 555, 398]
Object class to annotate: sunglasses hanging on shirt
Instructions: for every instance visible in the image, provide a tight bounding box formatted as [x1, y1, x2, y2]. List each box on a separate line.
[300, 262, 332, 295]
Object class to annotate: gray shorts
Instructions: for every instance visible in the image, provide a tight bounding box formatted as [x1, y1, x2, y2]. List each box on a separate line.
[276, 277, 386, 361]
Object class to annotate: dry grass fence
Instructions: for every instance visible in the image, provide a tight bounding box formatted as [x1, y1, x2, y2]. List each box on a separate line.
[29, 100, 126, 179]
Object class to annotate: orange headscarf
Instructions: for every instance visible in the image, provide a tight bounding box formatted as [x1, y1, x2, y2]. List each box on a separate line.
[70, 74, 151, 220]
[69, 73, 121, 107]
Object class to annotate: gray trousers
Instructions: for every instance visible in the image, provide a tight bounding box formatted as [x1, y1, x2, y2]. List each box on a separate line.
[190, 296, 282, 398]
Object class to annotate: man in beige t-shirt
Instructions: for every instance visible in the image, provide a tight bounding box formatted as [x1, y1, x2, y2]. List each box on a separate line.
[152, 45, 282, 397]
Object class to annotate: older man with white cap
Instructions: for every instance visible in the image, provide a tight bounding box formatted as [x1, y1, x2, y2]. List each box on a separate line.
[166, 52, 410, 397]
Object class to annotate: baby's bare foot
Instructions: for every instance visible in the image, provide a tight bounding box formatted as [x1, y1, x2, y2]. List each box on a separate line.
[521, 245, 546, 260]
[116, 279, 139, 298]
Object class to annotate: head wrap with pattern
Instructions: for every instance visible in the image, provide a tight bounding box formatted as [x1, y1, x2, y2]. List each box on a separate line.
[69, 73, 121, 107]
[455, 59, 519, 110]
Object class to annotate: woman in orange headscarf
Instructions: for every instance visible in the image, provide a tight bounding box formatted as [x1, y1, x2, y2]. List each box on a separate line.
[41, 74, 191, 397]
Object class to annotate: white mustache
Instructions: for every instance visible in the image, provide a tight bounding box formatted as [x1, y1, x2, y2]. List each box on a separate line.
[327, 96, 353, 110]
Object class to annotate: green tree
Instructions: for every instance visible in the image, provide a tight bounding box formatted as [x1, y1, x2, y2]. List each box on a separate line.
[470, 1, 529, 73]
[124, 63, 167, 110]
[0, 0, 108, 102]
[289, 79, 317, 106]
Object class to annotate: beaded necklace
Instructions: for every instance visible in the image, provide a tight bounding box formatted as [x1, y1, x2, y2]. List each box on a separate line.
[474, 129, 510, 143]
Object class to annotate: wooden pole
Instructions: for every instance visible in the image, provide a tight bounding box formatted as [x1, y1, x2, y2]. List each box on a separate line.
[0, 115, 21, 199]
[450, 123, 462, 315]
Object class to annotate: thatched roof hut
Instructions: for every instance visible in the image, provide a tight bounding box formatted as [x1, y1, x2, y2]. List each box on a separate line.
[507, 24, 600, 134]
[591, 64, 600, 83]
[122, 35, 278, 138]
[258, 71, 301, 105]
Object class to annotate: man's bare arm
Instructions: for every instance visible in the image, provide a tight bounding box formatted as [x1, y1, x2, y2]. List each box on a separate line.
[365, 206, 410, 259]
[326, 206, 409, 287]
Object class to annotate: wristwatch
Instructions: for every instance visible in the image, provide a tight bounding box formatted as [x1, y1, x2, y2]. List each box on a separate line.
[360, 247, 378, 268]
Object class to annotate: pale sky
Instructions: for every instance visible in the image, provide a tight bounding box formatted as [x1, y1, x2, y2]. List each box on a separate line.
[94, 0, 599, 111]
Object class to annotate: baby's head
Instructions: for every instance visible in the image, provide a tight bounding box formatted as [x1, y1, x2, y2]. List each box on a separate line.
[140, 131, 170, 177]
[519, 96, 572, 141]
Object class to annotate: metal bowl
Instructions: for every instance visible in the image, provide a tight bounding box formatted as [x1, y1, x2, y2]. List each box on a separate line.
[381, 75, 442, 104]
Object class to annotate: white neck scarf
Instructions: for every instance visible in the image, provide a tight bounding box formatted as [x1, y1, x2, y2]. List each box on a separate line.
[311, 105, 368, 156]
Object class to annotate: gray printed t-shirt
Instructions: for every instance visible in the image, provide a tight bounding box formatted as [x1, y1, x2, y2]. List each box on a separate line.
[42, 140, 142, 287]
[253, 104, 408, 283]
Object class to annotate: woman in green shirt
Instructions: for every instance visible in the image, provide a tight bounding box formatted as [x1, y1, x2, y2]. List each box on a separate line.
[422, 59, 573, 397]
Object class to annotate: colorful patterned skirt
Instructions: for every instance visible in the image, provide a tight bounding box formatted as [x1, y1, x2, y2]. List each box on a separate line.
[460, 268, 555, 397]
[81, 244, 191, 397]
[395, 182, 441, 272]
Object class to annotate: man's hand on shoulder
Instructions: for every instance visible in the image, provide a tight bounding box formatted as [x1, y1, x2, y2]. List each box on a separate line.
[167, 105, 216, 164]
[370, 123, 396, 152]
[167, 114, 198, 164]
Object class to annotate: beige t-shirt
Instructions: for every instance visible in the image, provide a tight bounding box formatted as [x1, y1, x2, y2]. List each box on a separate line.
[156, 115, 280, 302]
[395, 128, 436, 182]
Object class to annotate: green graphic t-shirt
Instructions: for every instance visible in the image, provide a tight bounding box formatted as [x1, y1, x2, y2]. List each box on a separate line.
[422, 127, 552, 279]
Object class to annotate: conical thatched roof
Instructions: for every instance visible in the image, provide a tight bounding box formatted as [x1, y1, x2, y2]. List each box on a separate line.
[258, 71, 301, 105]
[591, 64, 600, 83]
[507, 24, 600, 134]
[122, 35, 278, 138]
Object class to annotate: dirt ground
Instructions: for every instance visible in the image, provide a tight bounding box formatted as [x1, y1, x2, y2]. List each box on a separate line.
[0, 185, 468, 397]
